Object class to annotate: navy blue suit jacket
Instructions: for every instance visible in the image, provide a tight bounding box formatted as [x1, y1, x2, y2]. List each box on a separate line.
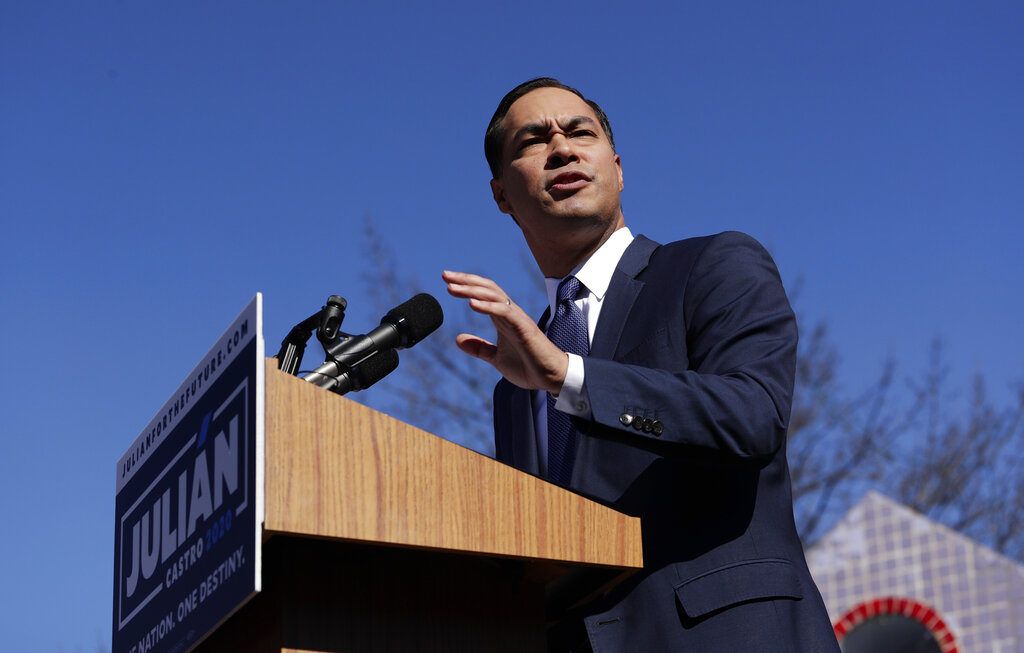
[493, 232, 840, 652]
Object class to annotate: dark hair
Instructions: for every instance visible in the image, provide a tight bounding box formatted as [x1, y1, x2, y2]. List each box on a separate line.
[484, 77, 615, 179]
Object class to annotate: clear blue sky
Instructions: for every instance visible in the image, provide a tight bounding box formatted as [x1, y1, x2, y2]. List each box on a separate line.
[2, 2, 1021, 648]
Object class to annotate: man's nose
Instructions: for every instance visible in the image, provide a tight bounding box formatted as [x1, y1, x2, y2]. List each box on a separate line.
[546, 134, 579, 167]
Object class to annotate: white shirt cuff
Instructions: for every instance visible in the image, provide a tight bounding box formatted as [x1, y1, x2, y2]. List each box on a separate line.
[554, 353, 592, 418]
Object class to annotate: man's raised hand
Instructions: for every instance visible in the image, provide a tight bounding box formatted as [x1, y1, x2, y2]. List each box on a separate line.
[442, 270, 567, 394]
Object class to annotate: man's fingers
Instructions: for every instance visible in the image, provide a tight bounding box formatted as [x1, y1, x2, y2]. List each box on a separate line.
[455, 333, 498, 362]
[442, 270, 499, 288]
[443, 270, 506, 296]
[468, 297, 522, 320]
[446, 282, 507, 304]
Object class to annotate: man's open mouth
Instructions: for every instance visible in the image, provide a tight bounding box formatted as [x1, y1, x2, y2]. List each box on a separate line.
[548, 172, 591, 192]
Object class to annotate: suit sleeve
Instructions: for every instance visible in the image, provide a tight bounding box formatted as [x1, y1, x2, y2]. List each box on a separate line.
[581, 231, 797, 460]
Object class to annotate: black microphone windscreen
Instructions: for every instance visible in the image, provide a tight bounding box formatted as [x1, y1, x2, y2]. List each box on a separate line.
[385, 293, 443, 347]
[357, 349, 400, 389]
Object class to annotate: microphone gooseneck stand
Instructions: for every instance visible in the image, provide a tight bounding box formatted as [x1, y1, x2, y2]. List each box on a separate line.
[277, 292, 443, 397]
[276, 294, 385, 395]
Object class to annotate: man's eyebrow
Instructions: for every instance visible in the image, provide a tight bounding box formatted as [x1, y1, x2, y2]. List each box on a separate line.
[510, 115, 598, 142]
[559, 116, 597, 132]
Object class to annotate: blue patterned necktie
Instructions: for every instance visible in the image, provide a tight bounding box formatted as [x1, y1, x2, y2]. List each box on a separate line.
[546, 276, 589, 485]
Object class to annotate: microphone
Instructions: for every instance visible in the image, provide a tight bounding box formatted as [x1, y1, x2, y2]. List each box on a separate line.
[304, 293, 443, 387]
[315, 349, 399, 396]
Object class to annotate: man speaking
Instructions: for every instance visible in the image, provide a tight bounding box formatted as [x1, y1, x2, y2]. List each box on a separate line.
[443, 78, 839, 652]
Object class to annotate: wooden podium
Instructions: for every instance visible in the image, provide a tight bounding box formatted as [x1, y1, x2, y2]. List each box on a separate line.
[195, 360, 643, 652]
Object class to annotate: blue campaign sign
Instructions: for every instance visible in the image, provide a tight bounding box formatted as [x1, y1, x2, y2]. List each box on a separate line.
[112, 296, 264, 653]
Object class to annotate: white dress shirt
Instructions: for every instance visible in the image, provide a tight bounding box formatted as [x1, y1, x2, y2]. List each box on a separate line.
[532, 226, 635, 475]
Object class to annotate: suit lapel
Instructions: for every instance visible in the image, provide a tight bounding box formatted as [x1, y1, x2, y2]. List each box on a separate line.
[570, 235, 659, 488]
[590, 235, 660, 359]
[505, 382, 541, 475]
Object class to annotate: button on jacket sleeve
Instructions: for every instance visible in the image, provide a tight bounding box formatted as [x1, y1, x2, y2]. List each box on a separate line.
[582, 231, 797, 460]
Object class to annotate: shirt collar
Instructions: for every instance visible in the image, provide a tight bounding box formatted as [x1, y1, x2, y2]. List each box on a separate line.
[544, 226, 634, 312]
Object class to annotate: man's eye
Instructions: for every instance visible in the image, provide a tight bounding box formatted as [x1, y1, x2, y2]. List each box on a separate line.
[519, 138, 545, 149]
[572, 130, 596, 138]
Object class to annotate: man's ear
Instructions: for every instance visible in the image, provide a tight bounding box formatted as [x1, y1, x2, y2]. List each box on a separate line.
[490, 178, 514, 215]
[615, 154, 624, 191]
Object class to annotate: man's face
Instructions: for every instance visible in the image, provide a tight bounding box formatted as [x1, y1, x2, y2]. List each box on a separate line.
[491, 87, 624, 235]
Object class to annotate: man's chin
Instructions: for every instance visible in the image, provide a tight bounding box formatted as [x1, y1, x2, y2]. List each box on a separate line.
[547, 209, 613, 231]
[551, 196, 617, 221]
